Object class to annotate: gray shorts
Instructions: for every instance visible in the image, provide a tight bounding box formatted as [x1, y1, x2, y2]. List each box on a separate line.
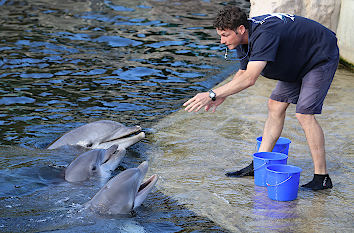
[270, 58, 339, 114]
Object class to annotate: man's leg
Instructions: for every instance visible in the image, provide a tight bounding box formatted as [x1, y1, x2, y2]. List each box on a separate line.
[296, 114, 327, 174]
[225, 99, 289, 177]
[258, 99, 290, 152]
[294, 57, 339, 190]
[296, 113, 333, 190]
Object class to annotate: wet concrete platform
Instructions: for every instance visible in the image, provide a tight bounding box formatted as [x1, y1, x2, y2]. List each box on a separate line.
[147, 67, 354, 232]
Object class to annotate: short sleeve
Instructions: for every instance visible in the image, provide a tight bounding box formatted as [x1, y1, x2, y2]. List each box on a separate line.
[236, 45, 249, 70]
[250, 32, 280, 62]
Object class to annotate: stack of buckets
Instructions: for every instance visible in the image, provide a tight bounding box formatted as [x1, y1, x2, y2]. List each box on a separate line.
[254, 137, 302, 201]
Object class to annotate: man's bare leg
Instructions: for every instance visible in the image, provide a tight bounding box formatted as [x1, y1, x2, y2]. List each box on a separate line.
[296, 114, 326, 174]
[226, 99, 289, 177]
[296, 113, 333, 190]
[258, 99, 290, 152]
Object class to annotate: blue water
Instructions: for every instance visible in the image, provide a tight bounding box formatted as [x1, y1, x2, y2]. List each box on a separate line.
[0, 0, 250, 149]
[0, 0, 250, 232]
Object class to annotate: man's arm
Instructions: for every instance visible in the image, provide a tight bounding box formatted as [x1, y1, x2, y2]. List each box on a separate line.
[183, 61, 266, 112]
[213, 61, 266, 98]
[234, 69, 246, 77]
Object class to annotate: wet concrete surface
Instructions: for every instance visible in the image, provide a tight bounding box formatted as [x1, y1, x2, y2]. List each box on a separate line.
[147, 67, 354, 232]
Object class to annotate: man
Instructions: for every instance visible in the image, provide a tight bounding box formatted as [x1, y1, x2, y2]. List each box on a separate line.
[183, 6, 339, 191]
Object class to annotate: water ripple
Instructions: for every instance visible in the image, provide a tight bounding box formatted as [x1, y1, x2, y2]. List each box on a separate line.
[0, 2, 250, 230]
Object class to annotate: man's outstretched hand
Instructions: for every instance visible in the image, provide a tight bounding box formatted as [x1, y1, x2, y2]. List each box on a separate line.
[183, 92, 225, 112]
[204, 97, 225, 112]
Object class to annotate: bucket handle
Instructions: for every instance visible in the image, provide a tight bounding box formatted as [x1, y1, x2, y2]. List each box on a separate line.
[266, 175, 292, 187]
[253, 161, 268, 171]
[278, 145, 288, 153]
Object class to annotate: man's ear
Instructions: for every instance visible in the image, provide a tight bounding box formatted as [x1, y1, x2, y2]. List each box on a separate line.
[237, 25, 246, 35]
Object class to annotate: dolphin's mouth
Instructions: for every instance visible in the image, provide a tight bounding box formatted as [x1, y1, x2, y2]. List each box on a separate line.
[99, 130, 145, 150]
[138, 174, 158, 194]
[101, 148, 123, 164]
[95, 129, 145, 150]
[104, 126, 143, 143]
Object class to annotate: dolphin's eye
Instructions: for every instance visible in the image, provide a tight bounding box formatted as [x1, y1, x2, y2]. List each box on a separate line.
[87, 143, 93, 148]
[92, 165, 97, 171]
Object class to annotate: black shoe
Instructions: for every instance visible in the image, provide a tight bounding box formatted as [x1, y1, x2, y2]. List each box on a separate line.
[225, 161, 254, 177]
[301, 174, 333, 191]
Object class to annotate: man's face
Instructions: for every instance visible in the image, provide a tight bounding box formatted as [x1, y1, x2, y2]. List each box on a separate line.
[216, 28, 241, 50]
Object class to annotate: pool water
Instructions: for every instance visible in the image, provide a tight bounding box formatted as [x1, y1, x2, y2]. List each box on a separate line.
[0, 0, 250, 232]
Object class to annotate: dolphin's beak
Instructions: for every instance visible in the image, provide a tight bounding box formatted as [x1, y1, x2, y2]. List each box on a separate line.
[138, 174, 158, 193]
[97, 132, 145, 150]
[99, 147, 126, 174]
[102, 125, 142, 143]
[100, 145, 119, 164]
[133, 173, 158, 209]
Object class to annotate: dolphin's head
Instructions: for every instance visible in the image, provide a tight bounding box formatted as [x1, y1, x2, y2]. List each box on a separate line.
[64, 145, 125, 182]
[47, 120, 145, 150]
[85, 161, 158, 215]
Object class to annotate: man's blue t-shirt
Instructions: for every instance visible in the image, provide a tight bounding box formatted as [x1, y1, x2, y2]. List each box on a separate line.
[236, 14, 339, 82]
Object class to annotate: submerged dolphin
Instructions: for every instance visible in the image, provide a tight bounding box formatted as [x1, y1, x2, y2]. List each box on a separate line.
[47, 120, 145, 150]
[85, 161, 158, 215]
[65, 145, 125, 182]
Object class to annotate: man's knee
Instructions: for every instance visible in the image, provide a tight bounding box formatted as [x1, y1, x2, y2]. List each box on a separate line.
[296, 113, 315, 125]
[268, 99, 289, 117]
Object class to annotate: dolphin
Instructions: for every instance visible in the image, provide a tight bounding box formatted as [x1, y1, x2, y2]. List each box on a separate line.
[85, 161, 158, 215]
[47, 120, 145, 150]
[65, 145, 126, 182]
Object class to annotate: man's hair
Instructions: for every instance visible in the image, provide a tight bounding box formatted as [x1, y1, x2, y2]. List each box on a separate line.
[213, 6, 249, 31]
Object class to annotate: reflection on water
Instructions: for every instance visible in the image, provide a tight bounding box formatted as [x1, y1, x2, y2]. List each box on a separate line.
[2, 0, 352, 232]
[0, 0, 251, 231]
[252, 186, 300, 231]
[0, 0, 250, 148]
[253, 186, 299, 219]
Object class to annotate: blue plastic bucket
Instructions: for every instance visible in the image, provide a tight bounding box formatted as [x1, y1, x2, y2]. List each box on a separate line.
[266, 164, 302, 201]
[256, 137, 291, 155]
[253, 152, 288, 187]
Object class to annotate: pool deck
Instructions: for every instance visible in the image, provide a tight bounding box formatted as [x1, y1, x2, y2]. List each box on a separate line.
[148, 68, 354, 232]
